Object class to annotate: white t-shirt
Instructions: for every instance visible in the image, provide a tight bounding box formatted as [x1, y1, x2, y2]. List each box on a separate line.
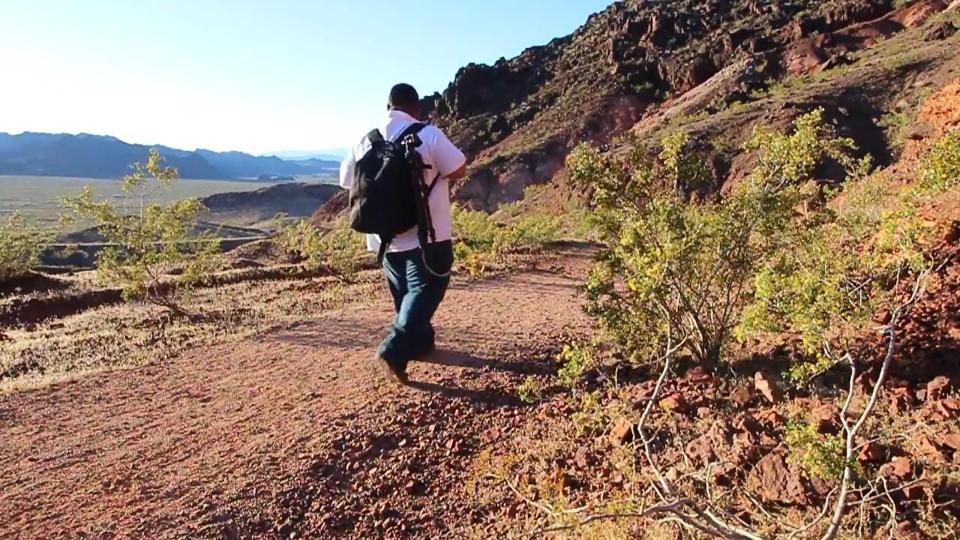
[339, 110, 466, 253]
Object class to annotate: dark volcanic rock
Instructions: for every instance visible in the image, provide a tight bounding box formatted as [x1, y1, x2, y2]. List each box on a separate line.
[202, 182, 342, 225]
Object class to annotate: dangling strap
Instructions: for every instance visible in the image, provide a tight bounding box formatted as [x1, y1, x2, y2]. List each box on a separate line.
[397, 123, 450, 279]
[377, 235, 391, 265]
[420, 171, 442, 244]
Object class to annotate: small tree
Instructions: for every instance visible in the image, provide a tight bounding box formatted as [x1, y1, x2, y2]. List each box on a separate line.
[61, 149, 219, 314]
[567, 109, 859, 367]
[0, 213, 53, 282]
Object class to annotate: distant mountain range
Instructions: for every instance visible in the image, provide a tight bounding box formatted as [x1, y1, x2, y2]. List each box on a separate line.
[0, 132, 340, 180]
[270, 149, 349, 161]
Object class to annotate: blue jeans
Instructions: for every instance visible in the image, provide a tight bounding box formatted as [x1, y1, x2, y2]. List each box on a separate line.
[378, 240, 454, 371]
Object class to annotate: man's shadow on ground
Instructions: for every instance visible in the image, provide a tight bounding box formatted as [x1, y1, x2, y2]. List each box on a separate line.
[402, 349, 550, 407]
[417, 349, 550, 376]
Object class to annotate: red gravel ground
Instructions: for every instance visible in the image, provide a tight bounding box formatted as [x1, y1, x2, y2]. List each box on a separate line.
[0, 250, 594, 539]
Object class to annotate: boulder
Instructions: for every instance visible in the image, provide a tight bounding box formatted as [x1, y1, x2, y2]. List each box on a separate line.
[746, 450, 809, 505]
[927, 376, 952, 401]
[754, 371, 784, 404]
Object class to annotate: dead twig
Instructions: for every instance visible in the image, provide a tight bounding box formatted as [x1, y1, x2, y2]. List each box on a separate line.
[820, 271, 927, 540]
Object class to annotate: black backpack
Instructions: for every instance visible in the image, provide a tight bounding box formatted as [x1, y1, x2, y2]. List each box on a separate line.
[348, 122, 443, 268]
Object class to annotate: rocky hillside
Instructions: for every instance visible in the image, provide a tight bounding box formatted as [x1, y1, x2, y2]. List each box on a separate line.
[412, 0, 959, 211]
[200, 182, 342, 226]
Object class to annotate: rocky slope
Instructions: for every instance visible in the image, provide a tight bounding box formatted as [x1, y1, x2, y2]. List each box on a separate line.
[200, 182, 342, 226]
[410, 0, 960, 211]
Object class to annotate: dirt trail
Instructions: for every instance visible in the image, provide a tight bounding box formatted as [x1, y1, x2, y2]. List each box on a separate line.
[0, 249, 592, 539]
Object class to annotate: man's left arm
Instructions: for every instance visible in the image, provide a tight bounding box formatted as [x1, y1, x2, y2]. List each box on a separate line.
[430, 128, 467, 181]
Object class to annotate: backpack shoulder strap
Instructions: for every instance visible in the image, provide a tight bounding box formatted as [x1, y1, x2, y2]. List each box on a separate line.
[394, 122, 428, 142]
[366, 129, 385, 143]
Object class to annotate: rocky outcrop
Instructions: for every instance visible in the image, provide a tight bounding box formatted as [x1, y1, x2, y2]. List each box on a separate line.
[201, 182, 341, 226]
[418, 0, 916, 211]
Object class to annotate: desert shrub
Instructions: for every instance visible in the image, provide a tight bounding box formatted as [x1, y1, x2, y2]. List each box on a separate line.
[276, 217, 367, 280]
[785, 418, 848, 480]
[568, 110, 858, 367]
[452, 199, 562, 277]
[557, 342, 596, 387]
[878, 110, 909, 151]
[452, 204, 499, 251]
[0, 213, 53, 282]
[918, 130, 960, 193]
[740, 130, 958, 382]
[516, 376, 543, 404]
[498, 211, 563, 251]
[60, 149, 219, 313]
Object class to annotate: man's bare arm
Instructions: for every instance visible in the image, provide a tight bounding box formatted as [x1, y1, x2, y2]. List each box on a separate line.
[445, 163, 467, 181]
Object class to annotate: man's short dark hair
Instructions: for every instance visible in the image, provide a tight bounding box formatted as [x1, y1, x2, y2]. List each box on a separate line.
[388, 83, 420, 109]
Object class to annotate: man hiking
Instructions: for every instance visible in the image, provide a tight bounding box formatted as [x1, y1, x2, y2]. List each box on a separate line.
[339, 83, 467, 385]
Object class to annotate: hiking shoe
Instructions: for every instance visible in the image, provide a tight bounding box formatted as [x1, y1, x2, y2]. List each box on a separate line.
[373, 355, 409, 386]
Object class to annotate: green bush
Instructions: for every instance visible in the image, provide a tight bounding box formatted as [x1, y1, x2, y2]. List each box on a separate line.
[740, 130, 957, 382]
[451, 204, 499, 251]
[516, 376, 543, 404]
[451, 198, 562, 277]
[60, 149, 219, 313]
[785, 418, 848, 480]
[569, 110, 858, 367]
[0, 213, 53, 281]
[918, 130, 960, 193]
[556, 343, 595, 387]
[276, 217, 367, 280]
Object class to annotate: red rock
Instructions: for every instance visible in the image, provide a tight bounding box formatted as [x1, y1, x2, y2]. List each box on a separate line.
[858, 443, 886, 464]
[684, 365, 713, 383]
[896, 0, 949, 28]
[732, 430, 761, 466]
[880, 456, 913, 479]
[574, 446, 594, 470]
[755, 408, 784, 428]
[730, 385, 754, 409]
[891, 521, 925, 540]
[754, 372, 784, 404]
[916, 436, 948, 464]
[686, 422, 732, 465]
[609, 417, 635, 446]
[810, 403, 839, 434]
[937, 397, 960, 417]
[783, 37, 827, 75]
[889, 386, 915, 414]
[809, 475, 835, 498]
[927, 376, 951, 401]
[404, 480, 423, 495]
[659, 392, 688, 413]
[745, 450, 808, 505]
[941, 433, 960, 451]
[901, 482, 925, 500]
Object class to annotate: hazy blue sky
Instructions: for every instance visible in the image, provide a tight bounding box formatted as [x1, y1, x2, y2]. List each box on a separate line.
[0, 1, 614, 156]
